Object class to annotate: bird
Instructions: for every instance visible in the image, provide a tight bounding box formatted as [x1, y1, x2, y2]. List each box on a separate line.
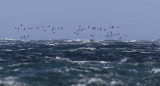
[61, 26, 64, 29]
[90, 34, 94, 37]
[76, 33, 79, 35]
[21, 36, 23, 39]
[92, 27, 96, 30]
[112, 26, 114, 28]
[100, 27, 102, 30]
[119, 37, 122, 40]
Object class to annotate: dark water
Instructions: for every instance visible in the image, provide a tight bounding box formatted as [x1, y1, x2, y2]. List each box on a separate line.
[0, 39, 160, 86]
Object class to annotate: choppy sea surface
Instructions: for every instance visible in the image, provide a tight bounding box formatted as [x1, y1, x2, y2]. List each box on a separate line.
[0, 39, 160, 86]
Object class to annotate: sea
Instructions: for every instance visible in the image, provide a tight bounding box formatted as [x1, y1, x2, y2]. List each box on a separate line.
[0, 39, 160, 86]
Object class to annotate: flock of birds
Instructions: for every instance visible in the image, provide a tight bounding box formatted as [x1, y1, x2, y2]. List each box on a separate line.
[14, 24, 127, 40]
[73, 25, 127, 40]
[14, 24, 64, 40]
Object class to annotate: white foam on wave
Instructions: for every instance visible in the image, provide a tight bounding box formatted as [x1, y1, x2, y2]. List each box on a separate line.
[77, 47, 96, 51]
[73, 61, 90, 64]
[73, 61, 110, 64]
[120, 57, 129, 63]
[1, 38, 17, 41]
[151, 68, 160, 73]
[130, 40, 137, 42]
[69, 47, 96, 52]
[0, 76, 28, 86]
[64, 39, 91, 43]
[93, 40, 100, 43]
[55, 56, 72, 62]
[102, 67, 114, 69]
[124, 40, 137, 42]
[8, 63, 30, 67]
[0, 67, 4, 70]
[48, 43, 55, 46]
[99, 61, 109, 64]
[101, 43, 108, 45]
[110, 80, 123, 85]
[14, 68, 20, 72]
[64, 40, 73, 42]
[71, 77, 107, 86]
[87, 78, 106, 84]
[88, 67, 101, 71]
[2, 49, 13, 52]
[128, 69, 138, 73]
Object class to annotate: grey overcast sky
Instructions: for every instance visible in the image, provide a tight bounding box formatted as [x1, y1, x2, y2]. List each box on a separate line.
[0, 0, 160, 40]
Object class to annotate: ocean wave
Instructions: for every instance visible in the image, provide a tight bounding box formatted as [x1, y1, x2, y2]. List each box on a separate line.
[0, 38, 17, 41]
[151, 68, 160, 73]
[77, 47, 96, 51]
[1, 49, 13, 52]
[0, 67, 3, 70]
[64, 39, 91, 43]
[0, 77, 28, 86]
[71, 78, 107, 86]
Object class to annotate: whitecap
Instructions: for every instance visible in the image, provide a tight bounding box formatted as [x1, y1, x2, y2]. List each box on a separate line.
[101, 43, 108, 45]
[120, 57, 129, 63]
[81, 40, 91, 43]
[88, 67, 101, 71]
[102, 67, 114, 69]
[48, 44, 55, 46]
[8, 63, 29, 67]
[93, 40, 100, 43]
[99, 61, 109, 64]
[2, 49, 13, 52]
[110, 80, 123, 85]
[128, 69, 138, 73]
[151, 68, 160, 73]
[73, 61, 91, 64]
[64, 40, 73, 42]
[55, 56, 72, 62]
[74, 39, 83, 42]
[1, 38, 17, 40]
[72, 77, 107, 86]
[77, 47, 96, 51]
[0, 76, 28, 86]
[87, 78, 106, 84]
[14, 68, 20, 72]
[130, 40, 137, 42]
[0, 67, 4, 70]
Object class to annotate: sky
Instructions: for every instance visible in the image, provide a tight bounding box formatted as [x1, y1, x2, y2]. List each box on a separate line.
[0, 0, 160, 40]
